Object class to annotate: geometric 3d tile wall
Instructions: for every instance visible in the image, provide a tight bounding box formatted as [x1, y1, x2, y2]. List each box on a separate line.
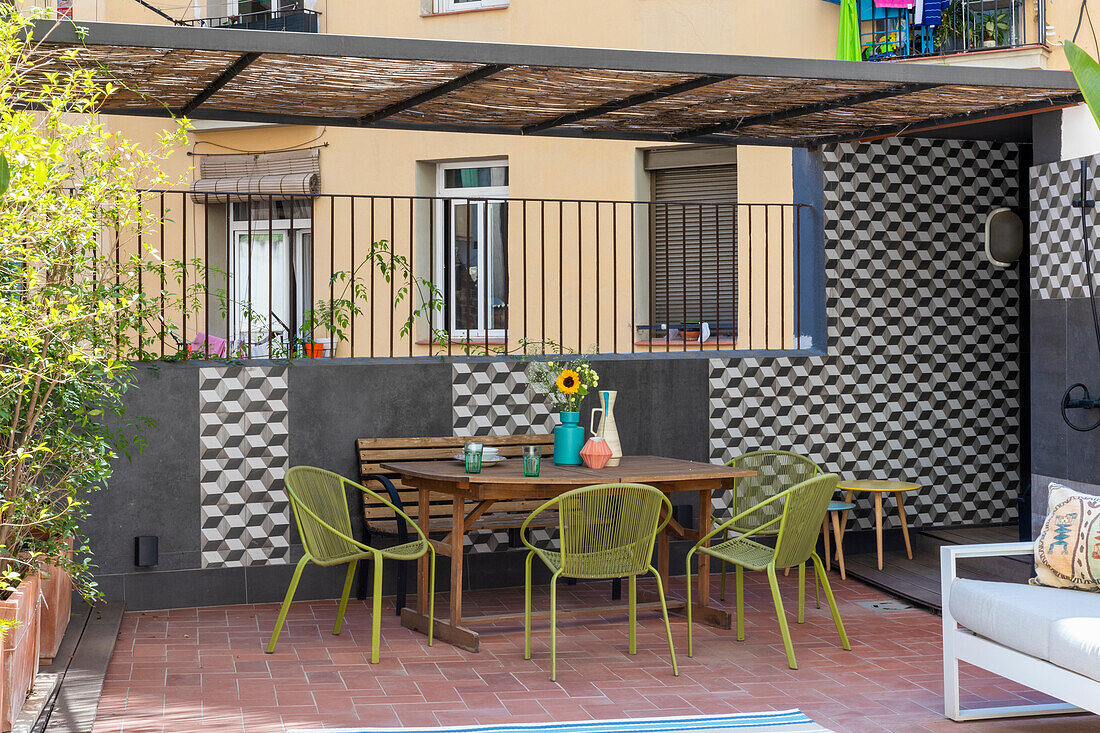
[199, 365, 290, 568]
[710, 138, 1022, 532]
[1031, 153, 1100, 300]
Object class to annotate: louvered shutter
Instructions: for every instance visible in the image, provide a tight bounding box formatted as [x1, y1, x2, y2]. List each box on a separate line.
[652, 164, 737, 327]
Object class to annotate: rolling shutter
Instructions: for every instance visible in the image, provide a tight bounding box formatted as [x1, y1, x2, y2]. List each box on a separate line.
[651, 163, 737, 327]
[191, 149, 320, 203]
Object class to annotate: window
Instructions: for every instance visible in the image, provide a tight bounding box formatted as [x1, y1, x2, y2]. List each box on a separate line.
[646, 148, 737, 337]
[435, 161, 509, 340]
[433, 0, 508, 13]
[228, 199, 312, 356]
[198, 1, 318, 31]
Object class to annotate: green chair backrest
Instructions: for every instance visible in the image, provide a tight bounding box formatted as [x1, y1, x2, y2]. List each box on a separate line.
[726, 450, 821, 534]
[773, 473, 840, 569]
[557, 483, 670, 579]
[284, 466, 360, 563]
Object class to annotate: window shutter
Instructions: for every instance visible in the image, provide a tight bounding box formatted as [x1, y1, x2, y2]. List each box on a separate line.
[191, 149, 320, 203]
[651, 164, 737, 328]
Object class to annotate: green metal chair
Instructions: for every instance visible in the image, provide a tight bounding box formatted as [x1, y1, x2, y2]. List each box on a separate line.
[686, 473, 850, 670]
[266, 465, 435, 662]
[717, 450, 822, 600]
[521, 483, 678, 681]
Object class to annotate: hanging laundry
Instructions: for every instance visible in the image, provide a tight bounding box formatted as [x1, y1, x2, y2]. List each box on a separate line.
[874, 0, 915, 7]
[915, 0, 943, 25]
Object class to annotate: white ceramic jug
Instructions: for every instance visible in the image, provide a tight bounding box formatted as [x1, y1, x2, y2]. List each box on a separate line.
[589, 390, 622, 466]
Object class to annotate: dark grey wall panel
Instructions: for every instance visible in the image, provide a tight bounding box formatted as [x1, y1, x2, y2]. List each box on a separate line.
[290, 359, 453, 481]
[1029, 298, 1068, 479]
[87, 364, 200, 579]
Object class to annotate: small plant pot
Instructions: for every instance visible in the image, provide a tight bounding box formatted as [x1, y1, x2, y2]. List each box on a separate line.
[982, 38, 996, 47]
[0, 573, 41, 731]
[302, 342, 325, 358]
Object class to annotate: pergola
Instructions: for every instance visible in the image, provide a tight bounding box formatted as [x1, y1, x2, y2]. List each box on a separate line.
[29, 19, 1082, 147]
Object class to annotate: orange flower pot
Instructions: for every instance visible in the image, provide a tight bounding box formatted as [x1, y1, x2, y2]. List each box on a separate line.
[0, 573, 40, 731]
[303, 342, 325, 358]
[39, 540, 72, 664]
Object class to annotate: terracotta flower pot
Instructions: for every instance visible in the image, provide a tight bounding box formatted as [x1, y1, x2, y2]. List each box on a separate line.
[0, 573, 41, 731]
[39, 540, 72, 663]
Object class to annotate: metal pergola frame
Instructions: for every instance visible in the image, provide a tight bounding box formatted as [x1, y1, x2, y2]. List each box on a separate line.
[29, 19, 1082, 147]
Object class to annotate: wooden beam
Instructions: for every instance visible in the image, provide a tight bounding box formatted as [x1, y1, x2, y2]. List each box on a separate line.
[521, 74, 732, 134]
[672, 82, 942, 140]
[177, 52, 262, 117]
[359, 63, 509, 125]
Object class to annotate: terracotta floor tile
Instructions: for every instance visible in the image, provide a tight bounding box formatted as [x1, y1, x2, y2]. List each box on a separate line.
[91, 572, 1100, 733]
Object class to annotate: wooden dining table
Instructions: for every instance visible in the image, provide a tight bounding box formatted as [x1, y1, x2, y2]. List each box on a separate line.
[379, 455, 755, 652]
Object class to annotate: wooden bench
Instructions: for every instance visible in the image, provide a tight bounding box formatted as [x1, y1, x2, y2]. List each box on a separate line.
[355, 434, 556, 608]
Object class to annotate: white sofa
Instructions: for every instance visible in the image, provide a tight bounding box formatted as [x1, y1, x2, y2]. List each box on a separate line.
[941, 542, 1100, 721]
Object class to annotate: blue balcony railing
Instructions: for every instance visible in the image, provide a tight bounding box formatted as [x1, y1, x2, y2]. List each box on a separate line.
[857, 0, 1041, 61]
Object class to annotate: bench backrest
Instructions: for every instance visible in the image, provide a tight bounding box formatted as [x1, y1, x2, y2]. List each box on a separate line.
[357, 435, 556, 524]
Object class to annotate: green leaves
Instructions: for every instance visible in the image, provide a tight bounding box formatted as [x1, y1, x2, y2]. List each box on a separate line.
[1066, 42, 1100, 133]
[0, 153, 8, 196]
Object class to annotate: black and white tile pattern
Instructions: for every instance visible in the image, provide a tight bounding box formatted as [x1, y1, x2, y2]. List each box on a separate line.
[710, 139, 1022, 531]
[199, 366, 290, 568]
[452, 362, 556, 437]
[1031, 154, 1100, 300]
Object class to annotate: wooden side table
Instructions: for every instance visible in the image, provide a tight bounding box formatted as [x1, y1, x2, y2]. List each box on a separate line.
[835, 479, 921, 570]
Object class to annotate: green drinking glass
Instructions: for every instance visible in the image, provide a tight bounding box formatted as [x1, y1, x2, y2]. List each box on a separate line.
[464, 443, 483, 474]
[522, 445, 541, 477]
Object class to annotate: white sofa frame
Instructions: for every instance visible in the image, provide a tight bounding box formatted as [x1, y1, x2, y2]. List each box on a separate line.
[941, 541, 1100, 721]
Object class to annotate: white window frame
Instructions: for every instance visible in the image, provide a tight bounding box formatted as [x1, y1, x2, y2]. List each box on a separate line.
[433, 0, 508, 13]
[434, 159, 509, 342]
[228, 202, 313, 356]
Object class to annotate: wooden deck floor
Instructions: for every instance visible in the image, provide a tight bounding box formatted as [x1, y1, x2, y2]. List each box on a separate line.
[843, 525, 1029, 611]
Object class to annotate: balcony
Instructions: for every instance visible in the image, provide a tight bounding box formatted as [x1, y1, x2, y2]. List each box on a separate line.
[181, 6, 320, 33]
[859, 0, 1046, 64]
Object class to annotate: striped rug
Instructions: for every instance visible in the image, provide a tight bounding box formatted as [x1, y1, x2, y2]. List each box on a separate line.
[292, 710, 832, 733]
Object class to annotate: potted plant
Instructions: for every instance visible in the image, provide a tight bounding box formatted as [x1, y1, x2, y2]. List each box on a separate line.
[0, 8, 187, 727]
[981, 10, 1008, 47]
[526, 357, 599, 466]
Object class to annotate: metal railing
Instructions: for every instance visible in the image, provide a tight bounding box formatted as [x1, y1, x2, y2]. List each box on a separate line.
[128, 191, 807, 360]
[181, 6, 320, 32]
[862, 0, 1041, 61]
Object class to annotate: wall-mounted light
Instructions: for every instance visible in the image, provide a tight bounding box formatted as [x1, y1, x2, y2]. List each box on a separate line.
[134, 536, 158, 567]
[984, 207, 1023, 268]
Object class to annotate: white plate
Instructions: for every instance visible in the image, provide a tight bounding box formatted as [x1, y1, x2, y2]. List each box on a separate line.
[452, 454, 507, 465]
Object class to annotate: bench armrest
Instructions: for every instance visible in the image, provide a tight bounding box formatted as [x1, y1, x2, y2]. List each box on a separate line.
[940, 541, 1034, 632]
[363, 474, 410, 543]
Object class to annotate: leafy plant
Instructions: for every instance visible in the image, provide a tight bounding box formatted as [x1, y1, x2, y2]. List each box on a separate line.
[0, 8, 188, 599]
[981, 10, 1009, 44]
[526, 355, 599, 413]
[1066, 42, 1100, 133]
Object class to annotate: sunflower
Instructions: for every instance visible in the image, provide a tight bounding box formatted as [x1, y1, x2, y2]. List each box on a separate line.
[555, 369, 580, 394]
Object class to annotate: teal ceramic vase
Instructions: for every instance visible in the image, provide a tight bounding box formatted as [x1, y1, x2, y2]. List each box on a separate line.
[553, 411, 584, 466]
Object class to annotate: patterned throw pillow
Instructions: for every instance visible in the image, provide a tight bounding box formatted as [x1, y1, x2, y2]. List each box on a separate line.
[1032, 482, 1100, 591]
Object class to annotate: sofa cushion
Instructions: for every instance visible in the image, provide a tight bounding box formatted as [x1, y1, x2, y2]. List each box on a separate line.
[1032, 482, 1100, 591]
[1050, 616, 1100, 682]
[949, 578, 1100, 679]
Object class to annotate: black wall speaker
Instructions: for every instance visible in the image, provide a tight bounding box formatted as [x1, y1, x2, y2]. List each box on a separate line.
[134, 536, 159, 567]
[984, 207, 1024, 268]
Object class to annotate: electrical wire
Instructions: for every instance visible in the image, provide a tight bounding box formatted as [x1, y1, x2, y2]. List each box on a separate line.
[189, 128, 329, 156]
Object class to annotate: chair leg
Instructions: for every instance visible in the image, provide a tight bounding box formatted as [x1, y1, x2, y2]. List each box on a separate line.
[735, 565, 745, 641]
[524, 551, 534, 660]
[797, 563, 806, 624]
[719, 527, 728, 601]
[628, 575, 637, 655]
[685, 549, 695, 658]
[649, 566, 678, 677]
[266, 556, 309, 653]
[370, 552, 383, 663]
[394, 558, 406, 616]
[427, 548, 436, 647]
[357, 530, 371, 601]
[822, 515, 832, 572]
[812, 553, 850, 651]
[549, 570, 561, 682]
[334, 559, 357, 635]
[766, 563, 797, 670]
